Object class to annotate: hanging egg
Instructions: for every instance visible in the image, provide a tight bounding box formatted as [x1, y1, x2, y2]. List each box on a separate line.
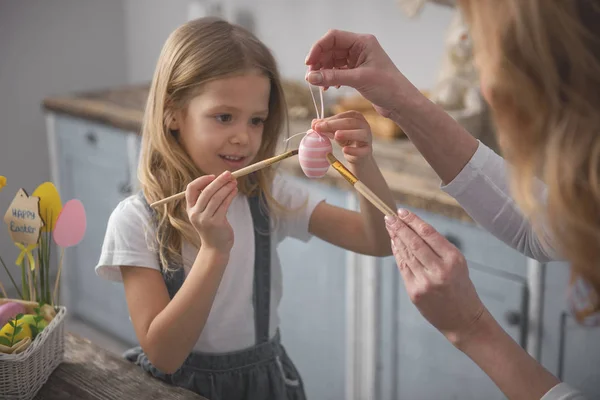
[298, 130, 332, 178]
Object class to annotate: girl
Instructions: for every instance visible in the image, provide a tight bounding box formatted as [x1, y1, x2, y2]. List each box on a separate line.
[96, 17, 395, 400]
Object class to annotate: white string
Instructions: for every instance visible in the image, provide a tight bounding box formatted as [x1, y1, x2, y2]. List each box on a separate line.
[319, 85, 324, 121]
[308, 80, 321, 119]
[282, 80, 326, 144]
[308, 81, 326, 142]
[283, 131, 310, 143]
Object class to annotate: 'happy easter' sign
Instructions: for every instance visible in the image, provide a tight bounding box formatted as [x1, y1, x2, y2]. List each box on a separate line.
[3, 188, 44, 245]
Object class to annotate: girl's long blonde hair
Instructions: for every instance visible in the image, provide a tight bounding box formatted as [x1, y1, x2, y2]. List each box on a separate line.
[460, 0, 600, 319]
[138, 17, 288, 271]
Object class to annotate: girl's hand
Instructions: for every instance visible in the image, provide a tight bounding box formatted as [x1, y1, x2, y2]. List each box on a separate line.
[385, 209, 488, 347]
[311, 111, 373, 165]
[186, 171, 237, 255]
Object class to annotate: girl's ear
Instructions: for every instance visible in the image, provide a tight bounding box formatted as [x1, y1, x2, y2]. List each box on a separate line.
[168, 114, 180, 131]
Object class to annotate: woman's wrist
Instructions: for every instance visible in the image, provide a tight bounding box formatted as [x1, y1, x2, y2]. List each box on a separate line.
[451, 307, 561, 400]
[386, 72, 430, 123]
[385, 72, 479, 185]
[448, 306, 498, 352]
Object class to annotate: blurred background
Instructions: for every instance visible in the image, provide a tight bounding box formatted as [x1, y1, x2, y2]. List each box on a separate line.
[0, 1, 598, 399]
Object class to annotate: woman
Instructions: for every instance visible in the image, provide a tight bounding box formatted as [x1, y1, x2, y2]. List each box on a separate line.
[304, 1, 600, 399]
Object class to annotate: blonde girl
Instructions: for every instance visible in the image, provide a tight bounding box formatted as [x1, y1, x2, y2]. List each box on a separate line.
[96, 17, 395, 400]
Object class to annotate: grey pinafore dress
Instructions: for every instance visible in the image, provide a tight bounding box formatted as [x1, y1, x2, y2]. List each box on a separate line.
[123, 192, 307, 400]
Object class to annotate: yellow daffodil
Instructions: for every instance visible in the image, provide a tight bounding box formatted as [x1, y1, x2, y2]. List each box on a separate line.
[0, 176, 6, 192]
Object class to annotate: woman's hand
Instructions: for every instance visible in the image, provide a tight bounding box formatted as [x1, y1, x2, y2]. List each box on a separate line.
[304, 29, 418, 118]
[186, 171, 237, 255]
[311, 110, 373, 166]
[385, 209, 488, 346]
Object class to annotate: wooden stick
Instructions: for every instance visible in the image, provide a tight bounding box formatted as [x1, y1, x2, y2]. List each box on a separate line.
[326, 153, 396, 217]
[0, 280, 8, 298]
[53, 248, 65, 306]
[27, 257, 34, 302]
[150, 149, 299, 208]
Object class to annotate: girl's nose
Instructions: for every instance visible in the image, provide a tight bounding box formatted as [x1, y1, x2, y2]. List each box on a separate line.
[230, 125, 250, 145]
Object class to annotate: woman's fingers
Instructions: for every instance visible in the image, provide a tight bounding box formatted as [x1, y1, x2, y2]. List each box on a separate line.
[305, 29, 361, 66]
[386, 215, 442, 275]
[395, 209, 460, 261]
[389, 236, 416, 284]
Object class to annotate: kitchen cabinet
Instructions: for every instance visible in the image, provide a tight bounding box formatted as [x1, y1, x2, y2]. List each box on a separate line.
[351, 202, 528, 400]
[48, 114, 139, 344]
[46, 111, 599, 399]
[540, 261, 600, 399]
[377, 257, 526, 400]
[277, 177, 348, 400]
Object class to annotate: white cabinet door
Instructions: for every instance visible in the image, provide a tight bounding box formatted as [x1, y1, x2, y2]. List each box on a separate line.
[378, 257, 527, 400]
[53, 115, 138, 345]
[277, 176, 349, 400]
[541, 261, 600, 398]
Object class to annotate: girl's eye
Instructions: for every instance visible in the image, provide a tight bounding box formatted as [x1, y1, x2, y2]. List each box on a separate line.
[251, 117, 266, 126]
[215, 114, 233, 123]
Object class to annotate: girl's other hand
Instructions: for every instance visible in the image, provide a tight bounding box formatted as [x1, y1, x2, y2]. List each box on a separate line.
[312, 111, 373, 166]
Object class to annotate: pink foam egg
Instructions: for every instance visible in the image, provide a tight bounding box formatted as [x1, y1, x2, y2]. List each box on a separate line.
[53, 199, 86, 248]
[298, 130, 332, 178]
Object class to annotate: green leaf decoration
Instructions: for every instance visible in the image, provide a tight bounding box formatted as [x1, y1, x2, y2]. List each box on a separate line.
[30, 324, 39, 339]
[0, 337, 11, 347]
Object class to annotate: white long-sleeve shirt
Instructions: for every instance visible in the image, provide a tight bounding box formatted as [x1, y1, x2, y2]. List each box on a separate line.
[442, 141, 560, 262]
[440, 141, 587, 400]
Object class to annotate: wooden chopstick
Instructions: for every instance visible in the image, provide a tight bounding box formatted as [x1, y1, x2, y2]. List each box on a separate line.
[150, 149, 299, 208]
[325, 153, 396, 217]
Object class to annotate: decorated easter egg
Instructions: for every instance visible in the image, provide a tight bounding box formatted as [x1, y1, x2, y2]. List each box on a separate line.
[0, 318, 33, 343]
[298, 130, 332, 178]
[32, 182, 62, 232]
[53, 199, 86, 248]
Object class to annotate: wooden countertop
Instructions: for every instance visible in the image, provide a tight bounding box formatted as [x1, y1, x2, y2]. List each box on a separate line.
[35, 333, 206, 400]
[43, 85, 472, 223]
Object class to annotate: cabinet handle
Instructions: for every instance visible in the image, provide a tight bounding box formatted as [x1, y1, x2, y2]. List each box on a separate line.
[504, 310, 522, 326]
[86, 131, 97, 145]
[119, 182, 132, 196]
[444, 234, 462, 251]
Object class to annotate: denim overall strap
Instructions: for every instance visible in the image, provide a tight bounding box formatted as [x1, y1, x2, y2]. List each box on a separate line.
[126, 191, 307, 400]
[248, 193, 271, 344]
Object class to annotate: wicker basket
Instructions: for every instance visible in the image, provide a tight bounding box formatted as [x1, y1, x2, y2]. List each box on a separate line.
[0, 306, 67, 400]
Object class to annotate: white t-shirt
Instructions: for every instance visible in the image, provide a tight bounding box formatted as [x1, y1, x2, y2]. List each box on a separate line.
[96, 174, 324, 353]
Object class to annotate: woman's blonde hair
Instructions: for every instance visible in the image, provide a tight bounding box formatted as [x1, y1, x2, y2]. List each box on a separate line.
[138, 17, 289, 271]
[460, 0, 600, 319]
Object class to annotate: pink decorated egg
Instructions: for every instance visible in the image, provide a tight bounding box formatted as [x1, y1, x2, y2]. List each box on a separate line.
[298, 130, 332, 178]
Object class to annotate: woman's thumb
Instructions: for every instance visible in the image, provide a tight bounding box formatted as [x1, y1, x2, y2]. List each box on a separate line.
[306, 69, 358, 89]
